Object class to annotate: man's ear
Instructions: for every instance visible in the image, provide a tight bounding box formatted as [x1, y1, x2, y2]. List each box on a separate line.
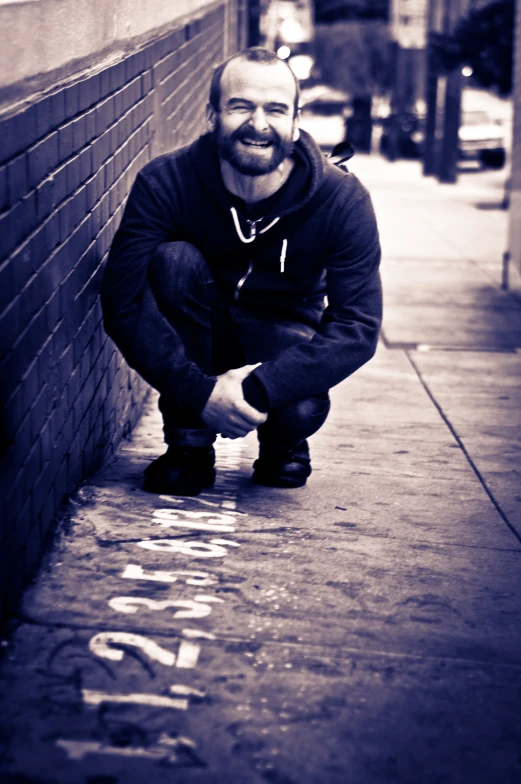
[206, 102, 217, 130]
[292, 110, 301, 142]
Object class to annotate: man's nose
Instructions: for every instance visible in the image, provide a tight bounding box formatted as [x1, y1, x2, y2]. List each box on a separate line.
[249, 106, 268, 133]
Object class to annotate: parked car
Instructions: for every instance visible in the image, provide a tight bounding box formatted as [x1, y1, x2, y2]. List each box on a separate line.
[459, 108, 506, 168]
[299, 85, 351, 151]
[379, 94, 508, 168]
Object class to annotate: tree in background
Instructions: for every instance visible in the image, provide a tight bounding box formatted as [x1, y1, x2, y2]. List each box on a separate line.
[431, 0, 513, 95]
[314, 0, 389, 23]
[314, 21, 391, 96]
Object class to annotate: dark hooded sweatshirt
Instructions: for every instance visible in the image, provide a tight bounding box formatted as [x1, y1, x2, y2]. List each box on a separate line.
[101, 129, 382, 416]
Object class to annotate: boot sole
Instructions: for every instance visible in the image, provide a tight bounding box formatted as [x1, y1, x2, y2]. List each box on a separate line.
[252, 471, 308, 488]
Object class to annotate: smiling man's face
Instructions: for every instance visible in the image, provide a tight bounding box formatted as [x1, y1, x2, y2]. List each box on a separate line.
[210, 58, 299, 176]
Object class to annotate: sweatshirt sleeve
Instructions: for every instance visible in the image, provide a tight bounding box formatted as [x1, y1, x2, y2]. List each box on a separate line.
[252, 177, 382, 409]
[101, 164, 216, 415]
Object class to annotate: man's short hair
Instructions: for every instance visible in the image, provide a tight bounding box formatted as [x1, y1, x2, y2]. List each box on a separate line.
[209, 47, 300, 117]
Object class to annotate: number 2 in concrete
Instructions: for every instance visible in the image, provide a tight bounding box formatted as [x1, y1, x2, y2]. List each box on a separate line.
[89, 631, 203, 669]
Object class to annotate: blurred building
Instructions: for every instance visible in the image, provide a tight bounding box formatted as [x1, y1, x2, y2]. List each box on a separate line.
[508, 0, 521, 286]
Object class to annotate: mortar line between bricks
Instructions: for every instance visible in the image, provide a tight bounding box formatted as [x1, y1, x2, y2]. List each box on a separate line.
[406, 350, 521, 545]
[10, 614, 521, 673]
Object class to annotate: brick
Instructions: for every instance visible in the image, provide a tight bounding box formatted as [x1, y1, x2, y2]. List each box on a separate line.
[79, 74, 101, 113]
[64, 83, 80, 120]
[51, 162, 68, 208]
[30, 383, 50, 442]
[21, 357, 39, 414]
[141, 68, 153, 96]
[45, 286, 61, 335]
[28, 131, 59, 188]
[125, 50, 144, 84]
[108, 61, 126, 94]
[20, 305, 48, 367]
[37, 335, 54, 389]
[58, 197, 74, 243]
[0, 105, 37, 165]
[58, 121, 75, 162]
[3, 386, 23, 446]
[96, 97, 114, 137]
[0, 164, 6, 212]
[0, 298, 20, 360]
[73, 115, 87, 153]
[79, 146, 93, 184]
[39, 211, 61, 263]
[39, 485, 56, 542]
[35, 95, 54, 140]
[0, 191, 37, 262]
[0, 258, 14, 313]
[65, 154, 82, 195]
[36, 177, 54, 222]
[100, 68, 112, 100]
[6, 153, 28, 207]
[54, 458, 68, 509]
[50, 90, 67, 127]
[85, 107, 97, 144]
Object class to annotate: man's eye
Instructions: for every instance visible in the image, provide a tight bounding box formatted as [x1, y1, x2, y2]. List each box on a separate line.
[267, 108, 286, 115]
[230, 106, 251, 114]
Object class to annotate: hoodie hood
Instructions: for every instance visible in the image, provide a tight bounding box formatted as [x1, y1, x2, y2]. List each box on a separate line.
[189, 129, 329, 221]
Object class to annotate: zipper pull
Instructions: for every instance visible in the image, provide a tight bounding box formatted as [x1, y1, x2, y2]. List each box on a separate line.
[280, 239, 287, 273]
[248, 220, 257, 240]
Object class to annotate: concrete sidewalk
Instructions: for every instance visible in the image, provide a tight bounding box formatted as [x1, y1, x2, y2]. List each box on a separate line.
[1, 156, 521, 784]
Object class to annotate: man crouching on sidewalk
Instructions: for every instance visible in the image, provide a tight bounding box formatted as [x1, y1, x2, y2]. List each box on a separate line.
[101, 46, 382, 495]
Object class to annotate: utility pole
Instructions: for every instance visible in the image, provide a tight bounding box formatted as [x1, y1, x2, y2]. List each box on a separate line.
[437, 0, 462, 182]
[422, 0, 438, 175]
[247, 0, 262, 47]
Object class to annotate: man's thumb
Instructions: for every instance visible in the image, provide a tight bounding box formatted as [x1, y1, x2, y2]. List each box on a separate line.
[234, 363, 262, 380]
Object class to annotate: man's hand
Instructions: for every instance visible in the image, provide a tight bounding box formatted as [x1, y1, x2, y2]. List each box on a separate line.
[201, 365, 267, 439]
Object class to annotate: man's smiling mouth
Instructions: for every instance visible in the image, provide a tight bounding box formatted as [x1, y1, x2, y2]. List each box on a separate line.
[239, 139, 272, 148]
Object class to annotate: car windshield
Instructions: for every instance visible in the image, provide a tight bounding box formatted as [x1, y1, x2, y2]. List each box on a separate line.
[462, 110, 491, 126]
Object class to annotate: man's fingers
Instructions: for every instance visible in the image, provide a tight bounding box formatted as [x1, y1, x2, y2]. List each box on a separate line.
[233, 399, 268, 427]
[230, 363, 262, 382]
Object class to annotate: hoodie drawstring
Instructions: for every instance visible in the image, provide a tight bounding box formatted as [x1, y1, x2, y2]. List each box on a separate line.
[280, 238, 287, 273]
[229, 206, 287, 277]
[229, 206, 280, 243]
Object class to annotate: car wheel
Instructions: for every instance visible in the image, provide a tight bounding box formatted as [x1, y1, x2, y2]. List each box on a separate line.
[480, 149, 506, 169]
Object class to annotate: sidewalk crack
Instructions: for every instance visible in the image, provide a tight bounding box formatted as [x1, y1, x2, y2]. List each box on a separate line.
[406, 351, 521, 545]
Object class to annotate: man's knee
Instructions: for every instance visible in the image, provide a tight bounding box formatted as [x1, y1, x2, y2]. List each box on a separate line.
[260, 393, 330, 445]
[148, 242, 213, 305]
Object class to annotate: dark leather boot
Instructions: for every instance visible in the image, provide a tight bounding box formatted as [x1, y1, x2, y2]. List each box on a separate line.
[144, 445, 216, 496]
[252, 440, 311, 488]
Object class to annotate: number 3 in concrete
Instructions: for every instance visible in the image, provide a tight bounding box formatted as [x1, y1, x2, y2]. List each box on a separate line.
[108, 597, 222, 619]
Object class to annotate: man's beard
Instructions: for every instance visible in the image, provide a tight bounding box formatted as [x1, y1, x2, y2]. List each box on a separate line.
[215, 117, 295, 176]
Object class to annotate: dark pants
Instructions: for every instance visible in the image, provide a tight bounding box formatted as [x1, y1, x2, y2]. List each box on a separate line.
[148, 242, 330, 448]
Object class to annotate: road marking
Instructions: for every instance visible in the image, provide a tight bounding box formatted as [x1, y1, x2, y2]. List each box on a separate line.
[82, 689, 189, 710]
[89, 632, 176, 666]
[56, 736, 196, 762]
[121, 564, 216, 586]
[210, 538, 240, 547]
[176, 640, 201, 669]
[138, 540, 230, 557]
[109, 596, 216, 619]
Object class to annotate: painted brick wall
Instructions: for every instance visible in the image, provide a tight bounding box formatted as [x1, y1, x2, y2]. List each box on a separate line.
[0, 2, 245, 624]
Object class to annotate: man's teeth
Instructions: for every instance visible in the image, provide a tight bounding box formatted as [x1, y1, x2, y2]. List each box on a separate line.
[241, 139, 271, 147]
